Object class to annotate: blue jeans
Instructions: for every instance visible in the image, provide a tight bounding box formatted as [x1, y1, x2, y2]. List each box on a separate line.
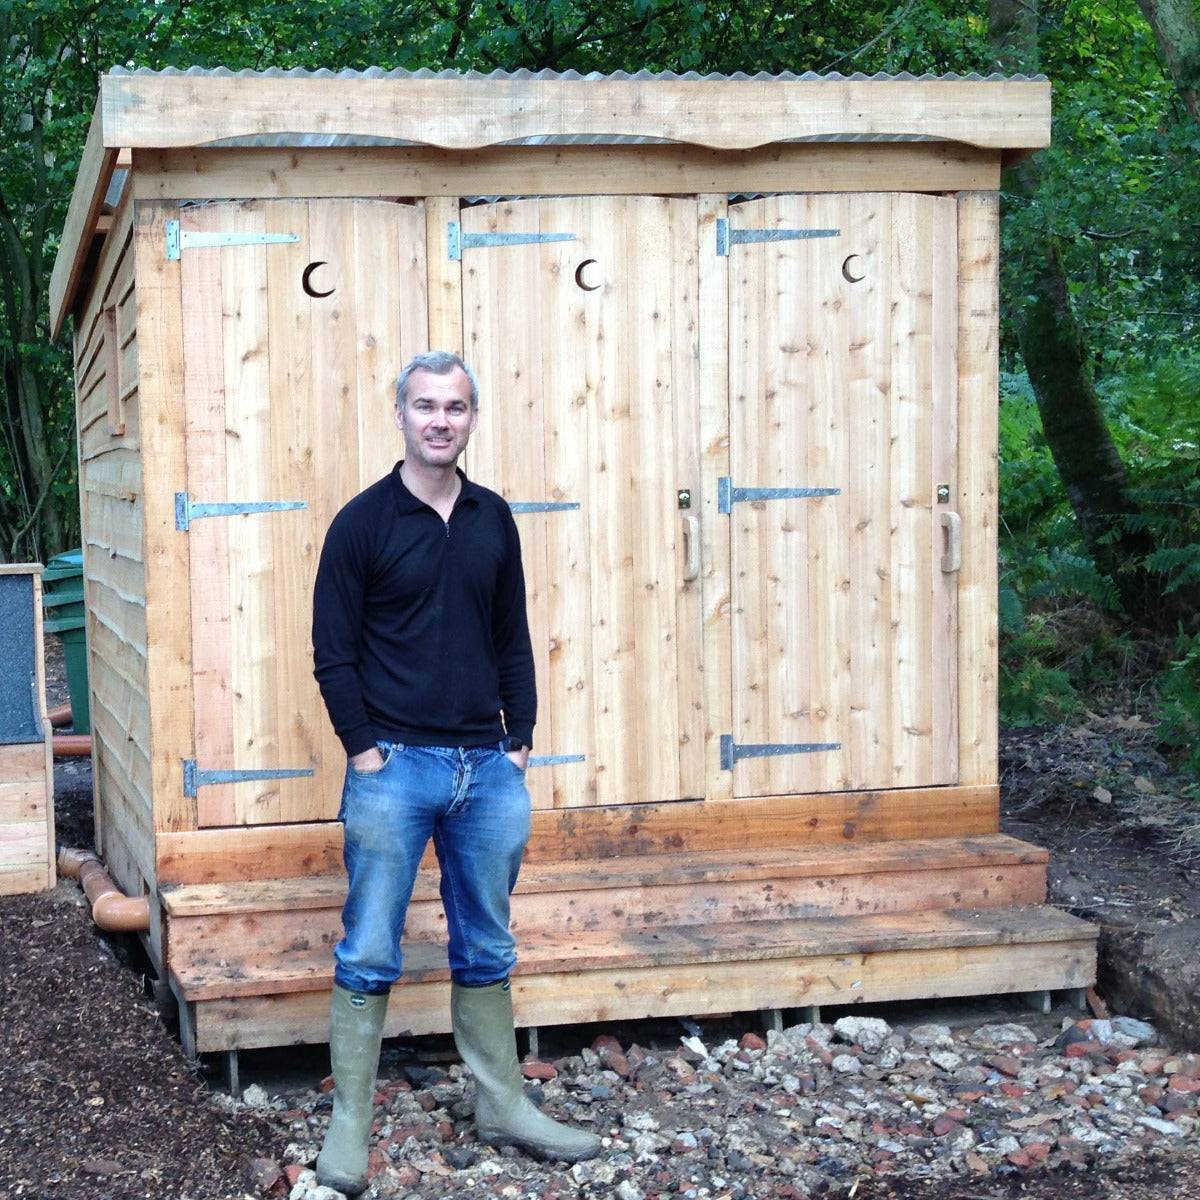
[334, 740, 532, 995]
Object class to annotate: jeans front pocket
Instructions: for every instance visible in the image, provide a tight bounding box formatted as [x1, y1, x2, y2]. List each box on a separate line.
[349, 740, 400, 777]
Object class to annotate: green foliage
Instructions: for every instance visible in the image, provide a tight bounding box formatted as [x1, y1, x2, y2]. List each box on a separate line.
[999, 360, 1200, 755]
[1158, 631, 1200, 784]
[1101, 360, 1200, 604]
[1000, 1, 1200, 377]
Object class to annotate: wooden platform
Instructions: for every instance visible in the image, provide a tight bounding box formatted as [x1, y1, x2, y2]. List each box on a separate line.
[158, 833, 1098, 1054]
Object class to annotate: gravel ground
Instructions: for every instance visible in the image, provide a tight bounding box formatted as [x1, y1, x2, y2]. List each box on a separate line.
[255, 1007, 1200, 1200]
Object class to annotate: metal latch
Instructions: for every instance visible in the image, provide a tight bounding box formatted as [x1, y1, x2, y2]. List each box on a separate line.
[718, 477, 840, 514]
[175, 493, 307, 532]
[720, 735, 840, 771]
[165, 220, 299, 261]
[716, 219, 840, 256]
[183, 760, 314, 798]
[448, 222, 576, 261]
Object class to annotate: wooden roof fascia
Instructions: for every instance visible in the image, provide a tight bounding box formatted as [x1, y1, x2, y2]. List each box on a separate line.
[48, 98, 118, 339]
[100, 72, 1051, 154]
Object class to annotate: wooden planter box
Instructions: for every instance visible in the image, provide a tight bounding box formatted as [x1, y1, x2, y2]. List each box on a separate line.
[0, 564, 56, 895]
[52, 67, 1095, 1054]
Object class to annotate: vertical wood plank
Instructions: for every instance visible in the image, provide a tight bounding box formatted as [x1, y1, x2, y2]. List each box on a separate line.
[956, 192, 999, 789]
[626, 197, 681, 804]
[424, 196, 463, 354]
[889, 195, 935, 787]
[845, 193, 893, 789]
[931, 196, 960, 784]
[698, 195, 733, 801]
[182, 206, 236, 825]
[220, 204, 279, 824]
[801, 193, 851, 793]
[538, 197, 594, 808]
[133, 200, 197, 833]
[669, 198, 706, 799]
[585, 200, 639, 808]
[265, 200, 320, 823]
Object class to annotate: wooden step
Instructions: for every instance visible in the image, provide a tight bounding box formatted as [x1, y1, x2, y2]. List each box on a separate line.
[183, 904, 1099, 1052]
[161, 835, 1046, 915]
[162, 836, 1049, 991]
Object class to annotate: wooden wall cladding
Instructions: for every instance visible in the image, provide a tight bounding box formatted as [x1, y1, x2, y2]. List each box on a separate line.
[113, 189, 1002, 838]
[75, 188, 154, 897]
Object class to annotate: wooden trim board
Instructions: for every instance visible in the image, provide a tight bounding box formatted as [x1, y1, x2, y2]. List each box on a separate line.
[50, 98, 118, 337]
[956, 193, 1000, 786]
[102, 74, 1051, 153]
[155, 783, 999, 883]
[131, 200, 195, 837]
[130, 143, 1002, 201]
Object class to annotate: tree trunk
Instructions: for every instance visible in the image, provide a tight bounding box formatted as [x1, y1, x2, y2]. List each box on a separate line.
[1015, 235, 1164, 620]
[988, 0, 1190, 630]
[1138, 0, 1200, 128]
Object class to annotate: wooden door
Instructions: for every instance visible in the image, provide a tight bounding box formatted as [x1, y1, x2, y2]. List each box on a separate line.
[726, 193, 959, 798]
[178, 199, 428, 826]
[460, 196, 705, 810]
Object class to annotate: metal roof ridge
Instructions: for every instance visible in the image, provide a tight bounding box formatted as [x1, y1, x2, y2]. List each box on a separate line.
[106, 64, 1048, 83]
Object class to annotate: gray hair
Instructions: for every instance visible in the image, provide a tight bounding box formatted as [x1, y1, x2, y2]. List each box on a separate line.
[395, 351, 480, 410]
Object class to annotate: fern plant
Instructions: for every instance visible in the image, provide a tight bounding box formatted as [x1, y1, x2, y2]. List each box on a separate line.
[1158, 632, 1200, 788]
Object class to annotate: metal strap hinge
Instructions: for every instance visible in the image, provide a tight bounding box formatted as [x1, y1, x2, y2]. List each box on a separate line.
[176, 492, 307, 532]
[448, 221, 576, 261]
[529, 754, 586, 767]
[183, 760, 314, 798]
[165, 220, 299, 261]
[718, 477, 840, 514]
[720, 735, 840, 771]
[716, 218, 840, 256]
[508, 501, 580, 515]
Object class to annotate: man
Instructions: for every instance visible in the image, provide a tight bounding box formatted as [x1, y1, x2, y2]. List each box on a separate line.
[311, 351, 602, 1195]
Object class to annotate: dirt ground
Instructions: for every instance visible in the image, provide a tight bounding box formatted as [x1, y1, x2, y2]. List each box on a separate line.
[3, 640, 1199, 1200]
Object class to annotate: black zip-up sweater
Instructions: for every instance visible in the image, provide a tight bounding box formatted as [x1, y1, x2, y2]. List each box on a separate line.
[312, 463, 536, 757]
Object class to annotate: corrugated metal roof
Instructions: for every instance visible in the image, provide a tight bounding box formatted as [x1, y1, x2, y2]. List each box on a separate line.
[108, 64, 1046, 83]
[109, 65, 1042, 150]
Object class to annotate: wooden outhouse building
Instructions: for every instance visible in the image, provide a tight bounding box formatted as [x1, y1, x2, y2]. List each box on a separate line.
[52, 67, 1097, 1057]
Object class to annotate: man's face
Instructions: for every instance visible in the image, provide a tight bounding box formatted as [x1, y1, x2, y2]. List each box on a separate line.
[395, 367, 477, 469]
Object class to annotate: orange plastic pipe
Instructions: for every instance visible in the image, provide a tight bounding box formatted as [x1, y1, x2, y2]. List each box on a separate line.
[52, 733, 92, 757]
[57, 849, 150, 933]
[47, 703, 73, 728]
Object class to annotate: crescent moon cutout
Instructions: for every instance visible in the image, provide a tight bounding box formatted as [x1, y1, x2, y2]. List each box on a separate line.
[575, 259, 600, 292]
[303, 261, 335, 298]
[841, 254, 866, 284]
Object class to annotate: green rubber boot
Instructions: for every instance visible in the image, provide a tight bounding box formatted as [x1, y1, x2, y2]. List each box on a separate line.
[315, 984, 389, 1196]
[452, 979, 603, 1163]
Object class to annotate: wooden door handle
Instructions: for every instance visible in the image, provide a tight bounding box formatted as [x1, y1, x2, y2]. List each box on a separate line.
[940, 511, 962, 573]
[682, 513, 701, 582]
